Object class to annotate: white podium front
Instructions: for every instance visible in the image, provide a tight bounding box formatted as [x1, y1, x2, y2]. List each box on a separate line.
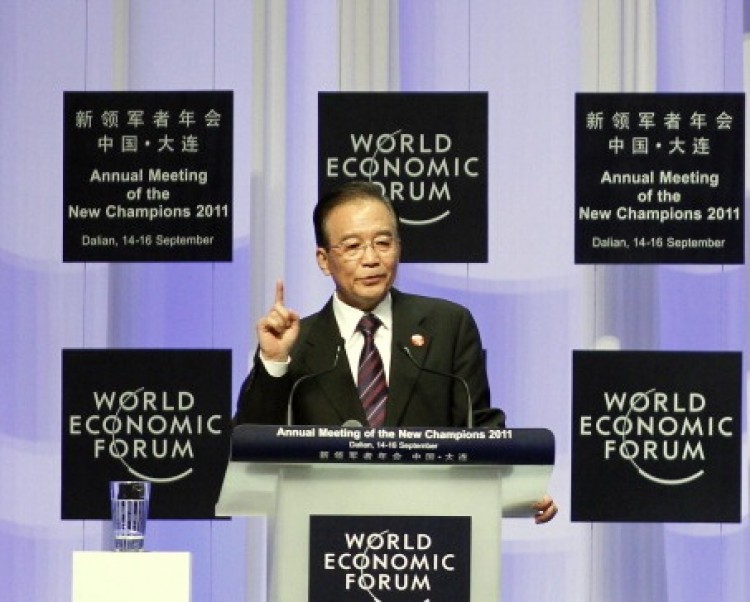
[71, 551, 191, 602]
[216, 425, 554, 602]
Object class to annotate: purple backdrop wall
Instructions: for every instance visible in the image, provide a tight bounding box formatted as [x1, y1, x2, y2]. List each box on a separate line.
[0, 1, 746, 600]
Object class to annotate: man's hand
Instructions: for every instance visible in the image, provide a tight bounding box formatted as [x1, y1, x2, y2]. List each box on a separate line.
[256, 280, 300, 362]
[532, 495, 558, 524]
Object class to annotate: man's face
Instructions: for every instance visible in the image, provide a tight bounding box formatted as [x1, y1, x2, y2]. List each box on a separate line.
[316, 198, 400, 311]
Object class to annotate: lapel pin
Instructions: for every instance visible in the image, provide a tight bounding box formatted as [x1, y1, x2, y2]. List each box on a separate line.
[410, 334, 425, 347]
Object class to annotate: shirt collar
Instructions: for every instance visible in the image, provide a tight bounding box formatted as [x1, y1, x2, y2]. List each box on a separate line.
[332, 292, 393, 341]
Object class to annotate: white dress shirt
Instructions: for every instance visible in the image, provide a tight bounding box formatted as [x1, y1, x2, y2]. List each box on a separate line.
[332, 292, 392, 384]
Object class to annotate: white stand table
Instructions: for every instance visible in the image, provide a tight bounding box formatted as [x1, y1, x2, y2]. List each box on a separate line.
[72, 551, 191, 602]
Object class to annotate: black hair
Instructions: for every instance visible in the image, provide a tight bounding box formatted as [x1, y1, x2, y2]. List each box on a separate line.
[313, 180, 399, 247]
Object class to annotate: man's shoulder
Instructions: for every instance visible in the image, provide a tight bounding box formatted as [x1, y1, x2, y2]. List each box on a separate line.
[392, 289, 471, 316]
[297, 297, 336, 334]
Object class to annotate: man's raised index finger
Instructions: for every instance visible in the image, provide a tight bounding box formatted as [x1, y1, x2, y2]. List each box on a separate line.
[274, 279, 285, 306]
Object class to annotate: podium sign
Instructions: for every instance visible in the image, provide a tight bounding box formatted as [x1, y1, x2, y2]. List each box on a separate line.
[217, 425, 554, 602]
[309, 515, 471, 600]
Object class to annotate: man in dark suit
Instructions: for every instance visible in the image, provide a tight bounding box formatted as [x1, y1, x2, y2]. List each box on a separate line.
[234, 181, 556, 522]
[234, 286, 503, 428]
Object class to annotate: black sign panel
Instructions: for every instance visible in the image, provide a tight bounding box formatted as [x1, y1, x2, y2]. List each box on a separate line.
[575, 93, 744, 264]
[309, 515, 471, 601]
[319, 92, 488, 263]
[61, 349, 232, 519]
[63, 91, 233, 262]
[571, 350, 741, 522]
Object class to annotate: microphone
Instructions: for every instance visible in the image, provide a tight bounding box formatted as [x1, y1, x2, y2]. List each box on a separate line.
[341, 419, 363, 428]
[286, 341, 345, 426]
[399, 343, 474, 429]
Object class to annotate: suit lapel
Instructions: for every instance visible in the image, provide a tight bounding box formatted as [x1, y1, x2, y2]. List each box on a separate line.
[299, 300, 367, 424]
[300, 291, 435, 426]
[386, 290, 434, 426]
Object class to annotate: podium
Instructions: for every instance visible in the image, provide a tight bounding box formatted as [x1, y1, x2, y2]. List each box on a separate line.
[216, 425, 554, 601]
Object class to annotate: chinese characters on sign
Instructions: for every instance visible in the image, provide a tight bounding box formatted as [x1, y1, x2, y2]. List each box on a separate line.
[575, 93, 744, 264]
[271, 425, 512, 464]
[63, 91, 233, 262]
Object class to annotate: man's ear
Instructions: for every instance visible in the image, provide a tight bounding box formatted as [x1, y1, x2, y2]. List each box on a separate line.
[316, 248, 330, 275]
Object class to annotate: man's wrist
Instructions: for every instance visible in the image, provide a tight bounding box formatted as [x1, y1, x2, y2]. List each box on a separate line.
[257, 351, 291, 377]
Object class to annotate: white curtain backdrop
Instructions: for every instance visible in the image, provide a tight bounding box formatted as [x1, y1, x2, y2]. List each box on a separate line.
[0, 0, 746, 600]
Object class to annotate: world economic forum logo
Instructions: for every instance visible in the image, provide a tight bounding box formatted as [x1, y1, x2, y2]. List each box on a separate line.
[310, 516, 470, 601]
[68, 385, 223, 483]
[318, 92, 488, 262]
[578, 387, 734, 486]
[62, 349, 231, 519]
[324, 127, 482, 227]
[571, 350, 741, 523]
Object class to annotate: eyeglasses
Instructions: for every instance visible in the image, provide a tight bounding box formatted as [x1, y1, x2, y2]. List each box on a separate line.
[329, 235, 399, 261]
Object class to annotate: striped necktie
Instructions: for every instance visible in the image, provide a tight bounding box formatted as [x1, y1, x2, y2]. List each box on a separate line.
[356, 313, 387, 427]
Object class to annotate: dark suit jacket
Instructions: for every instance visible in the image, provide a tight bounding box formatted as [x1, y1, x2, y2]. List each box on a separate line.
[233, 289, 505, 428]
